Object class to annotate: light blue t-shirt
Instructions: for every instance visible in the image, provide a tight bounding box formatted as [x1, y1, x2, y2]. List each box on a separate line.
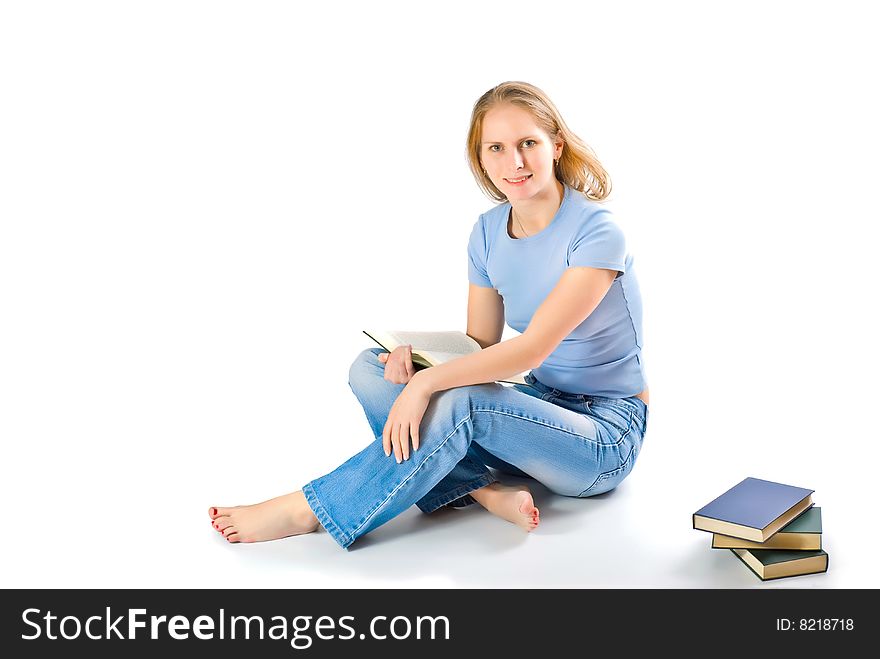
[467, 182, 646, 398]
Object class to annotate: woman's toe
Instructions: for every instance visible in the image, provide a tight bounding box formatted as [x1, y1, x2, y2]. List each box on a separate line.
[209, 506, 234, 520]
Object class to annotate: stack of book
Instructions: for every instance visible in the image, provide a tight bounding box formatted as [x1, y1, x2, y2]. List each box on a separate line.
[692, 477, 828, 581]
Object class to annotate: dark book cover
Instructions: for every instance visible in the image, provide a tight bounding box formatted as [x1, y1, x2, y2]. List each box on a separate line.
[711, 507, 822, 549]
[775, 506, 822, 533]
[730, 548, 829, 581]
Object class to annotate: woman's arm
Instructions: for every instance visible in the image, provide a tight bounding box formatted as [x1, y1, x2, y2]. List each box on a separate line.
[466, 283, 504, 350]
[411, 334, 539, 396]
[412, 266, 616, 396]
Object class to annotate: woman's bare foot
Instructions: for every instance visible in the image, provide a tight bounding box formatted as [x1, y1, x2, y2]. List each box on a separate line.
[208, 491, 320, 543]
[471, 482, 540, 532]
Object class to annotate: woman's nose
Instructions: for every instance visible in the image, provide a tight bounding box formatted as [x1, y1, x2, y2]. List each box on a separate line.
[509, 150, 525, 169]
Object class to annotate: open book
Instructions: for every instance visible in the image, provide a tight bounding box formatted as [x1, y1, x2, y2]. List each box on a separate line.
[362, 329, 529, 386]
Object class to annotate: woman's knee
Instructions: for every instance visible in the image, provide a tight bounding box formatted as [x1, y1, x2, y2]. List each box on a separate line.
[430, 383, 499, 422]
[348, 348, 385, 389]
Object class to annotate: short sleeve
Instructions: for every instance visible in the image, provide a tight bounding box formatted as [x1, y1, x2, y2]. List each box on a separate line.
[467, 215, 493, 287]
[566, 210, 627, 273]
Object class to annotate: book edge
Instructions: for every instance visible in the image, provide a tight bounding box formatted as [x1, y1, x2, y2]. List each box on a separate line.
[735, 548, 829, 579]
[693, 494, 814, 541]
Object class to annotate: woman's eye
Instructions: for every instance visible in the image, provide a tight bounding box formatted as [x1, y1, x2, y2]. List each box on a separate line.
[489, 140, 535, 152]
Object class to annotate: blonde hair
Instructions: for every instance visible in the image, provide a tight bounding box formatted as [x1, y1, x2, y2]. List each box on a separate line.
[465, 81, 611, 203]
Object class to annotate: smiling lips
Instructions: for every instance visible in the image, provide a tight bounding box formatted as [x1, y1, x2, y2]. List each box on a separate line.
[505, 175, 532, 185]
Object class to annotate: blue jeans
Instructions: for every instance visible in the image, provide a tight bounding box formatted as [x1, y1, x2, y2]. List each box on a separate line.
[302, 347, 649, 550]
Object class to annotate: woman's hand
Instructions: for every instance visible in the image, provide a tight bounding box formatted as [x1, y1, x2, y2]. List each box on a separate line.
[382, 377, 433, 463]
[378, 345, 416, 384]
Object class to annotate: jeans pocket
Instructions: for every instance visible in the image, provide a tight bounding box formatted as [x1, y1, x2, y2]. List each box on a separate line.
[588, 405, 632, 435]
[578, 443, 638, 497]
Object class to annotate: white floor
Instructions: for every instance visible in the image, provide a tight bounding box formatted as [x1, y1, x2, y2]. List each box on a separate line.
[191, 475, 855, 589]
[7, 408, 868, 589]
[4, 340, 875, 590]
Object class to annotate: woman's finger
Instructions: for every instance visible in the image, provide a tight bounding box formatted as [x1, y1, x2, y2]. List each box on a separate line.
[391, 425, 402, 464]
[382, 421, 391, 456]
[401, 423, 410, 461]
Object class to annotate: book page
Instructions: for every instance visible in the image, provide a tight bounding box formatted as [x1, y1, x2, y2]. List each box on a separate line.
[380, 330, 481, 355]
[498, 372, 528, 385]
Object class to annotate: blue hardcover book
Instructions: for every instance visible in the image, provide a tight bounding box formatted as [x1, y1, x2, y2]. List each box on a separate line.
[692, 477, 814, 542]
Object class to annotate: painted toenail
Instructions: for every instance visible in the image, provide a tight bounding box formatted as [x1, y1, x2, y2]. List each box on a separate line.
[212, 508, 217, 515]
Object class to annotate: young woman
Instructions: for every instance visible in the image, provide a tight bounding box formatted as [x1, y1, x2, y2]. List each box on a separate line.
[208, 81, 649, 549]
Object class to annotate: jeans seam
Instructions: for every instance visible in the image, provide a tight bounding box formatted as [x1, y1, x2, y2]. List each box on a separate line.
[302, 483, 353, 550]
[578, 411, 637, 496]
[578, 443, 637, 496]
[593, 410, 634, 448]
[348, 412, 474, 541]
[471, 406, 607, 448]
[617, 411, 634, 446]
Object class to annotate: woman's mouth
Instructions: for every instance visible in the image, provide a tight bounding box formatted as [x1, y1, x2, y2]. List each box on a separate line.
[505, 175, 532, 186]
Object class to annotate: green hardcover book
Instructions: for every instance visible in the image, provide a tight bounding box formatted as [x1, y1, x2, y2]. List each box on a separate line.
[712, 507, 822, 550]
[730, 548, 828, 581]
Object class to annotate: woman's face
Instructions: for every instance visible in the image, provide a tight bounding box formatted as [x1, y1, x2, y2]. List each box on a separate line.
[480, 104, 562, 198]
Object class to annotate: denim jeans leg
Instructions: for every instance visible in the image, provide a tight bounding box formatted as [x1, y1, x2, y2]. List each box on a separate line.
[302, 347, 495, 549]
[414, 444, 498, 513]
[302, 348, 645, 550]
[417, 437, 536, 510]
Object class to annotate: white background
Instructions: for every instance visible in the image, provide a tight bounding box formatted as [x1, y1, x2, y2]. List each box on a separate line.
[1, 0, 877, 589]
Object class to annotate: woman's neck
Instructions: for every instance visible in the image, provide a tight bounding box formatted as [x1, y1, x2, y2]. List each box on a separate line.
[509, 179, 564, 235]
